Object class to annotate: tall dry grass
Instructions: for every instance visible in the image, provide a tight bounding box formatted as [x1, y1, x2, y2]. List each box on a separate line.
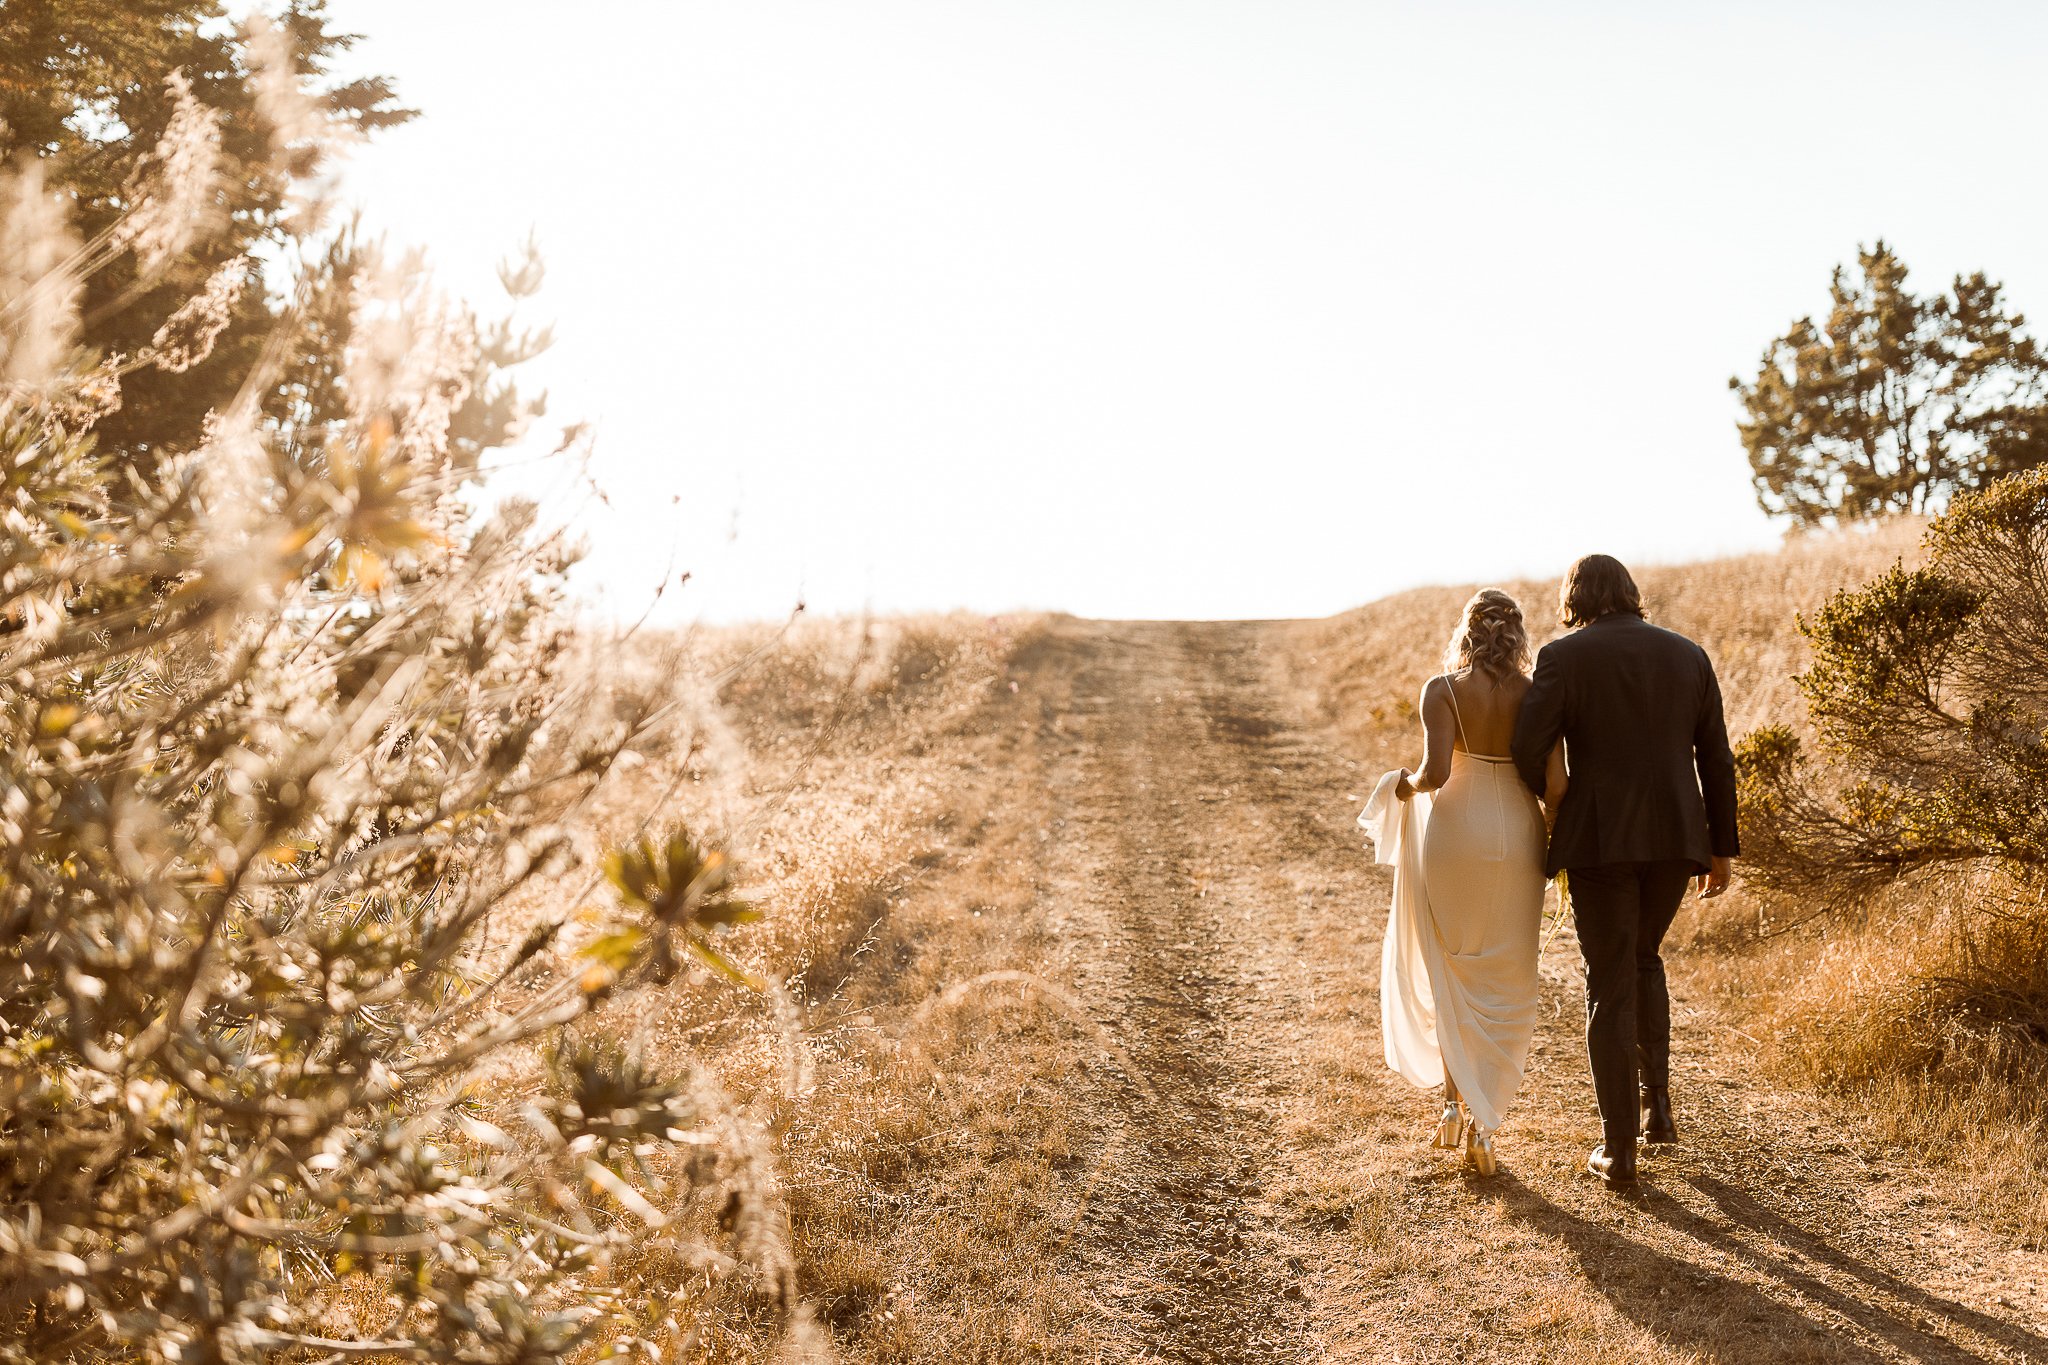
[1288, 518, 2048, 1240]
[528, 613, 1126, 1360]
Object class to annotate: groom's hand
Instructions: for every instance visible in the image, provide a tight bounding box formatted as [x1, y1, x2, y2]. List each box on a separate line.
[1697, 856, 1733, 899]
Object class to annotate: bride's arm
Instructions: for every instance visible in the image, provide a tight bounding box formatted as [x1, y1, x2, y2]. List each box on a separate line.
[1396, 677, 1456, 801]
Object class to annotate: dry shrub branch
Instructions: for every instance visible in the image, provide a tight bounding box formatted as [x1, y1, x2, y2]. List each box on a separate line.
[0, 35, 805, 1365]
[1738, 470, 2048, 906]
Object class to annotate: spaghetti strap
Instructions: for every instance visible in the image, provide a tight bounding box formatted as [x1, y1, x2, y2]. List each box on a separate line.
[1440, 674, 1468, 750]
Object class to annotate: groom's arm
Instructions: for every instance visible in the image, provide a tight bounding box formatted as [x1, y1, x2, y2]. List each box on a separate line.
[1694, 648, 1740, 859]
[1512, 643, 1566, 797]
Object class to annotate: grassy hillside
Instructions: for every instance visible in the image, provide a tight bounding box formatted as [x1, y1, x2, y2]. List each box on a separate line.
[1288, 519, 1926, 764]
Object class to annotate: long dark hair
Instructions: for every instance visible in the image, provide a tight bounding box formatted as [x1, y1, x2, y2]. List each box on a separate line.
[1559, 554, 1644, 627]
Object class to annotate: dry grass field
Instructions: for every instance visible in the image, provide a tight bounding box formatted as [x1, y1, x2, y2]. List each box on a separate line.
[515, 523, 2048, 1363]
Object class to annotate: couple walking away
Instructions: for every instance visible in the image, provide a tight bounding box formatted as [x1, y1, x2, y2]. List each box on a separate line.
[1359, 554, 1739, 1187]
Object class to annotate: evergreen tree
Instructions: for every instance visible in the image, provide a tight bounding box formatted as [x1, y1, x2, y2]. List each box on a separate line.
[1732, 242, 2048, 526]
[0, 1, 413, 464]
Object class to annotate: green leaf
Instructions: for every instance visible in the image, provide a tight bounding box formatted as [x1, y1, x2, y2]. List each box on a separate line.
[577, 929, 645, 972]
[684, 934, 763, 990]
[693, 901, 761, 928]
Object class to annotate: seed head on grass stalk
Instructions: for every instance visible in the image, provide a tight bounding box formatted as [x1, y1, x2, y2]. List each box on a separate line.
[0, 30, 812, 1365]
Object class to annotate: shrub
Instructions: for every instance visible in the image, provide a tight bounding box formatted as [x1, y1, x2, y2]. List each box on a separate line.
[1737, 469, 2048, 908]
[0, 38, 795, 1365]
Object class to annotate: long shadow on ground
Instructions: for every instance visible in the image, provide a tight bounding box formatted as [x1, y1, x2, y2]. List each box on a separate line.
[1676, 1172, 2048, 1364]
[1483, 1172, 2043, 1363]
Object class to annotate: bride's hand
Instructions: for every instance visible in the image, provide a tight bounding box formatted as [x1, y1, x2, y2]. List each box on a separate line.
[1395, 769, 1415, 802]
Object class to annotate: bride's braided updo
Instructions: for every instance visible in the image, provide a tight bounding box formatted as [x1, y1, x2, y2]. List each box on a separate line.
[1442, 588, 1531, 685]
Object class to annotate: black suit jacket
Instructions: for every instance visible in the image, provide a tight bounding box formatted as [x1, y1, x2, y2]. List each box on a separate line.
[1511, 613, 1739, 878]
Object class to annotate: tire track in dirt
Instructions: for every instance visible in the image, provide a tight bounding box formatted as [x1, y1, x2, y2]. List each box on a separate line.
[1032, 621, 1316, 1363]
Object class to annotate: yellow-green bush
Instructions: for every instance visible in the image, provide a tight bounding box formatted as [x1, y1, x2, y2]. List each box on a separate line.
[0, 25, 795, 1364]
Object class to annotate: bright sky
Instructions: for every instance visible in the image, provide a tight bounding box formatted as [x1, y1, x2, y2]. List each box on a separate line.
[317, 0, 2048, 623]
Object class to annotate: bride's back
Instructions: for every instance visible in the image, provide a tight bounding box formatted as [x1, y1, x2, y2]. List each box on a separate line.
[1446, 669, 1529, 756]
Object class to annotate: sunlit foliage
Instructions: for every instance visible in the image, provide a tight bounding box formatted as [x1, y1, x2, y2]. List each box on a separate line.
[0, 15, 797, 1364]
[1737, 468, 2048, 901]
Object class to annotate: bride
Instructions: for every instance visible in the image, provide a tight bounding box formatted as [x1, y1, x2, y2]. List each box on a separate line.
[1359, 589, 1563, 1174]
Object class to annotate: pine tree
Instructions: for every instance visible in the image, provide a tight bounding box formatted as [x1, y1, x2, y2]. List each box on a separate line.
[1732, 242, 2048, 526]
[0, 1, 414, 465]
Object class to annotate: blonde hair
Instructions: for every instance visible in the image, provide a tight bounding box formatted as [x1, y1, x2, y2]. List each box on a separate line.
[1443, 588, 1531, 684]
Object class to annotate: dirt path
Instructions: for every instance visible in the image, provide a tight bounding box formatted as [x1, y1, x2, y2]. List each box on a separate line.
[1008, 617, 2048, 1364]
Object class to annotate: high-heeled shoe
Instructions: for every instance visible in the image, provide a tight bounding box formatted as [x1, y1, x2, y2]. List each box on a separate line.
[1431, 1101, 1466, 1149]
[1465, 1121, 1497, 1176]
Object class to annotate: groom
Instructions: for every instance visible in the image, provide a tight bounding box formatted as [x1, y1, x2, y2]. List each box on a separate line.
[1511, 554, 1739, 1189]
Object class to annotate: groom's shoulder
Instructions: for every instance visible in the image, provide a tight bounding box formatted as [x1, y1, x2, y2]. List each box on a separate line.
[1636, 619, 1718, 674]
[1543, 616, 1708, 662]
[1637, 618, 1697, 644]
[1535, 628, 1593, 665]
[1642, 618, 1710, 655]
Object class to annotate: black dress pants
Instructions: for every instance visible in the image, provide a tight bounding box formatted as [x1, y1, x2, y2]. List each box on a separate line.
[1566, 859, 1695, 1153]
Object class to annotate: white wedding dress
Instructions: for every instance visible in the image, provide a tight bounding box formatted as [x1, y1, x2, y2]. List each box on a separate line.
[1359, 690, 1545, 1134]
